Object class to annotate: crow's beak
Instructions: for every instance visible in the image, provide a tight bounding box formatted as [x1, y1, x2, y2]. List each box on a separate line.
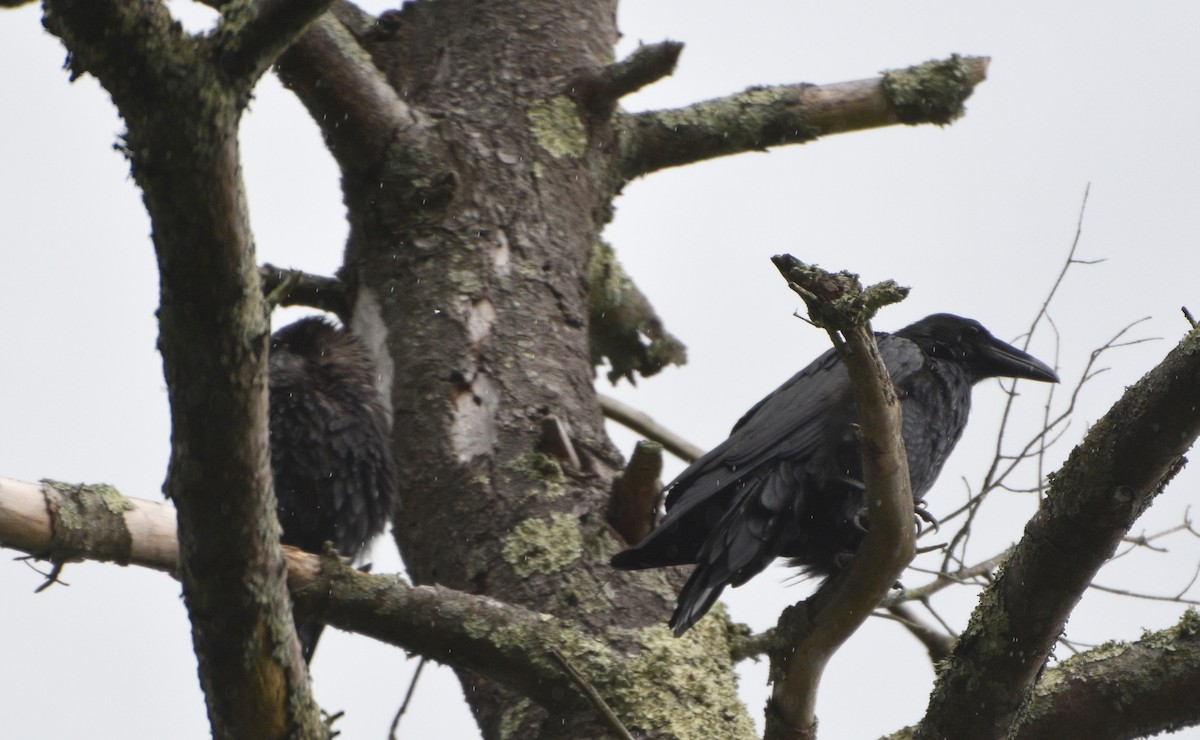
[980, 337, 1060, 383]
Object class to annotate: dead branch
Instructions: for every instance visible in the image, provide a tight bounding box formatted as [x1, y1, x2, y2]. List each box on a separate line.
[574, 40, 684, 114]
[42, 1, 333, 733]
[607, 440, 665, 545]
[0, 475, 623, 716]
[589, 240, 688, 383]
[887, 548, 1012, 606]
[598, 393, 704, 462]
[618, 55, 988, 181]
[881, 603, 954, 663]
[260, 263, 350, 318]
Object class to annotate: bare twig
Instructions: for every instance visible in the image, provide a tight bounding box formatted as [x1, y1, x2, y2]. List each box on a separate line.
[549, 648, 635, 740]
[887, 548, 1012, 606]
[598, 393, 704, 462]
[0, 476, 625, 714]
[880, 603, 954, 663]
[1087, 580, 1200, 606]
[1111, 514, 1197, 559]
[538, 416, 582, 470]
[916, 321, 1200, 738]
[938, 317, 1156, 573]
[388, 657, 427, 740]
[730, 627, 776, 663]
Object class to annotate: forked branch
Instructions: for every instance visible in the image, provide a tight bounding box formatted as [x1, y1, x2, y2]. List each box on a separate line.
[764, 255, 912, 739]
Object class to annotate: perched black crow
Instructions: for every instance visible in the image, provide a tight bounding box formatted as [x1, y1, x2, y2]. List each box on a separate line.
[611, 313, 1059, 635]
[269, 316, 397, 661]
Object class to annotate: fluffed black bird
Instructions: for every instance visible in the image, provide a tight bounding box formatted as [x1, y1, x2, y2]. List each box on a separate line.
[269, 316, 397, 661]
[611, 313, 1058, 635]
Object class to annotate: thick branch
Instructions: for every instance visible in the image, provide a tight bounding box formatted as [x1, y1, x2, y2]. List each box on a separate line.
[0, 477, 178, 573]
[210, 0, 336, 88]
[0, 476, 607, 715]
[274, 15, 422, 176]
[1011, 610, 1200, 739]
[618, 54, 988, 181]
[42, 0, 188, 114]
[917, 325, 1200, 739]
[764, 255, 914, 739]
[293, 553, 610, 715]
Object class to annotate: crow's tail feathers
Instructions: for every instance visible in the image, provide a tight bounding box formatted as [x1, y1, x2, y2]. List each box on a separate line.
[669, 564, 729, 636]
[669, 470, 798, 635]
[296, 619, 324, 664]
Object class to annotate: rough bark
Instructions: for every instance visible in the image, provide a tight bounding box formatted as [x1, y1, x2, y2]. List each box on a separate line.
[1012, 609, 1200, 739]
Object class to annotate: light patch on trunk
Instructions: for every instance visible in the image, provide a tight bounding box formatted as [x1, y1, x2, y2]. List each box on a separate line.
[351, 288, 395, 426]
[451, 373, 499, 462]
[466, 297, 496, 345]
[492, 229, 510, 274]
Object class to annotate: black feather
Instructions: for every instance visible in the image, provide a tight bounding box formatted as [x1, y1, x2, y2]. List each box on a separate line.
[610, 313, 1058, 635]
[269, 317, 397, 661]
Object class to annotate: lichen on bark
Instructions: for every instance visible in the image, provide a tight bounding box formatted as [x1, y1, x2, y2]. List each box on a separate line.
[502, 513, 585, 577]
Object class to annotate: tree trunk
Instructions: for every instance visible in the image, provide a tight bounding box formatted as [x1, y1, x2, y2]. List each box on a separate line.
[330, 2, 751, 736]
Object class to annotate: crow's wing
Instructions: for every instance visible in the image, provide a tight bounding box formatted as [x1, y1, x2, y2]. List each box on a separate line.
[661, 344, 847, 514]
[611, 334, 926, 577]
[664, 335, 931, 632]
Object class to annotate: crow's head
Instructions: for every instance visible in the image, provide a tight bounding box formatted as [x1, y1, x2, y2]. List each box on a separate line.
[897, 313, 1059, 385]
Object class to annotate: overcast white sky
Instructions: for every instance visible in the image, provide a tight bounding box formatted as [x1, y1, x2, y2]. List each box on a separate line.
[3, 2, 1199, 738]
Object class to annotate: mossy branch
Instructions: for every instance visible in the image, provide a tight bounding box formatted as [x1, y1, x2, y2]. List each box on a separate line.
[1010, 609, 1200, 738]
[0, 476, 615, 715]
[618, 55, 988, 181]
[588, 240, 687, 384]
[607, 440, 665, 545]
[41, 3, 336, 733]
[210, 0, 337, 88]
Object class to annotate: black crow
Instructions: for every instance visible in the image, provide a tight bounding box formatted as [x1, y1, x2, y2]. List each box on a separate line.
[269, 316, 397, 661]
[610, 313, 1058, 635]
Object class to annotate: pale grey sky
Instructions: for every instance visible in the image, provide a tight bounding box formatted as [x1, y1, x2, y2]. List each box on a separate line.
[3, 2, 1198, 737]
